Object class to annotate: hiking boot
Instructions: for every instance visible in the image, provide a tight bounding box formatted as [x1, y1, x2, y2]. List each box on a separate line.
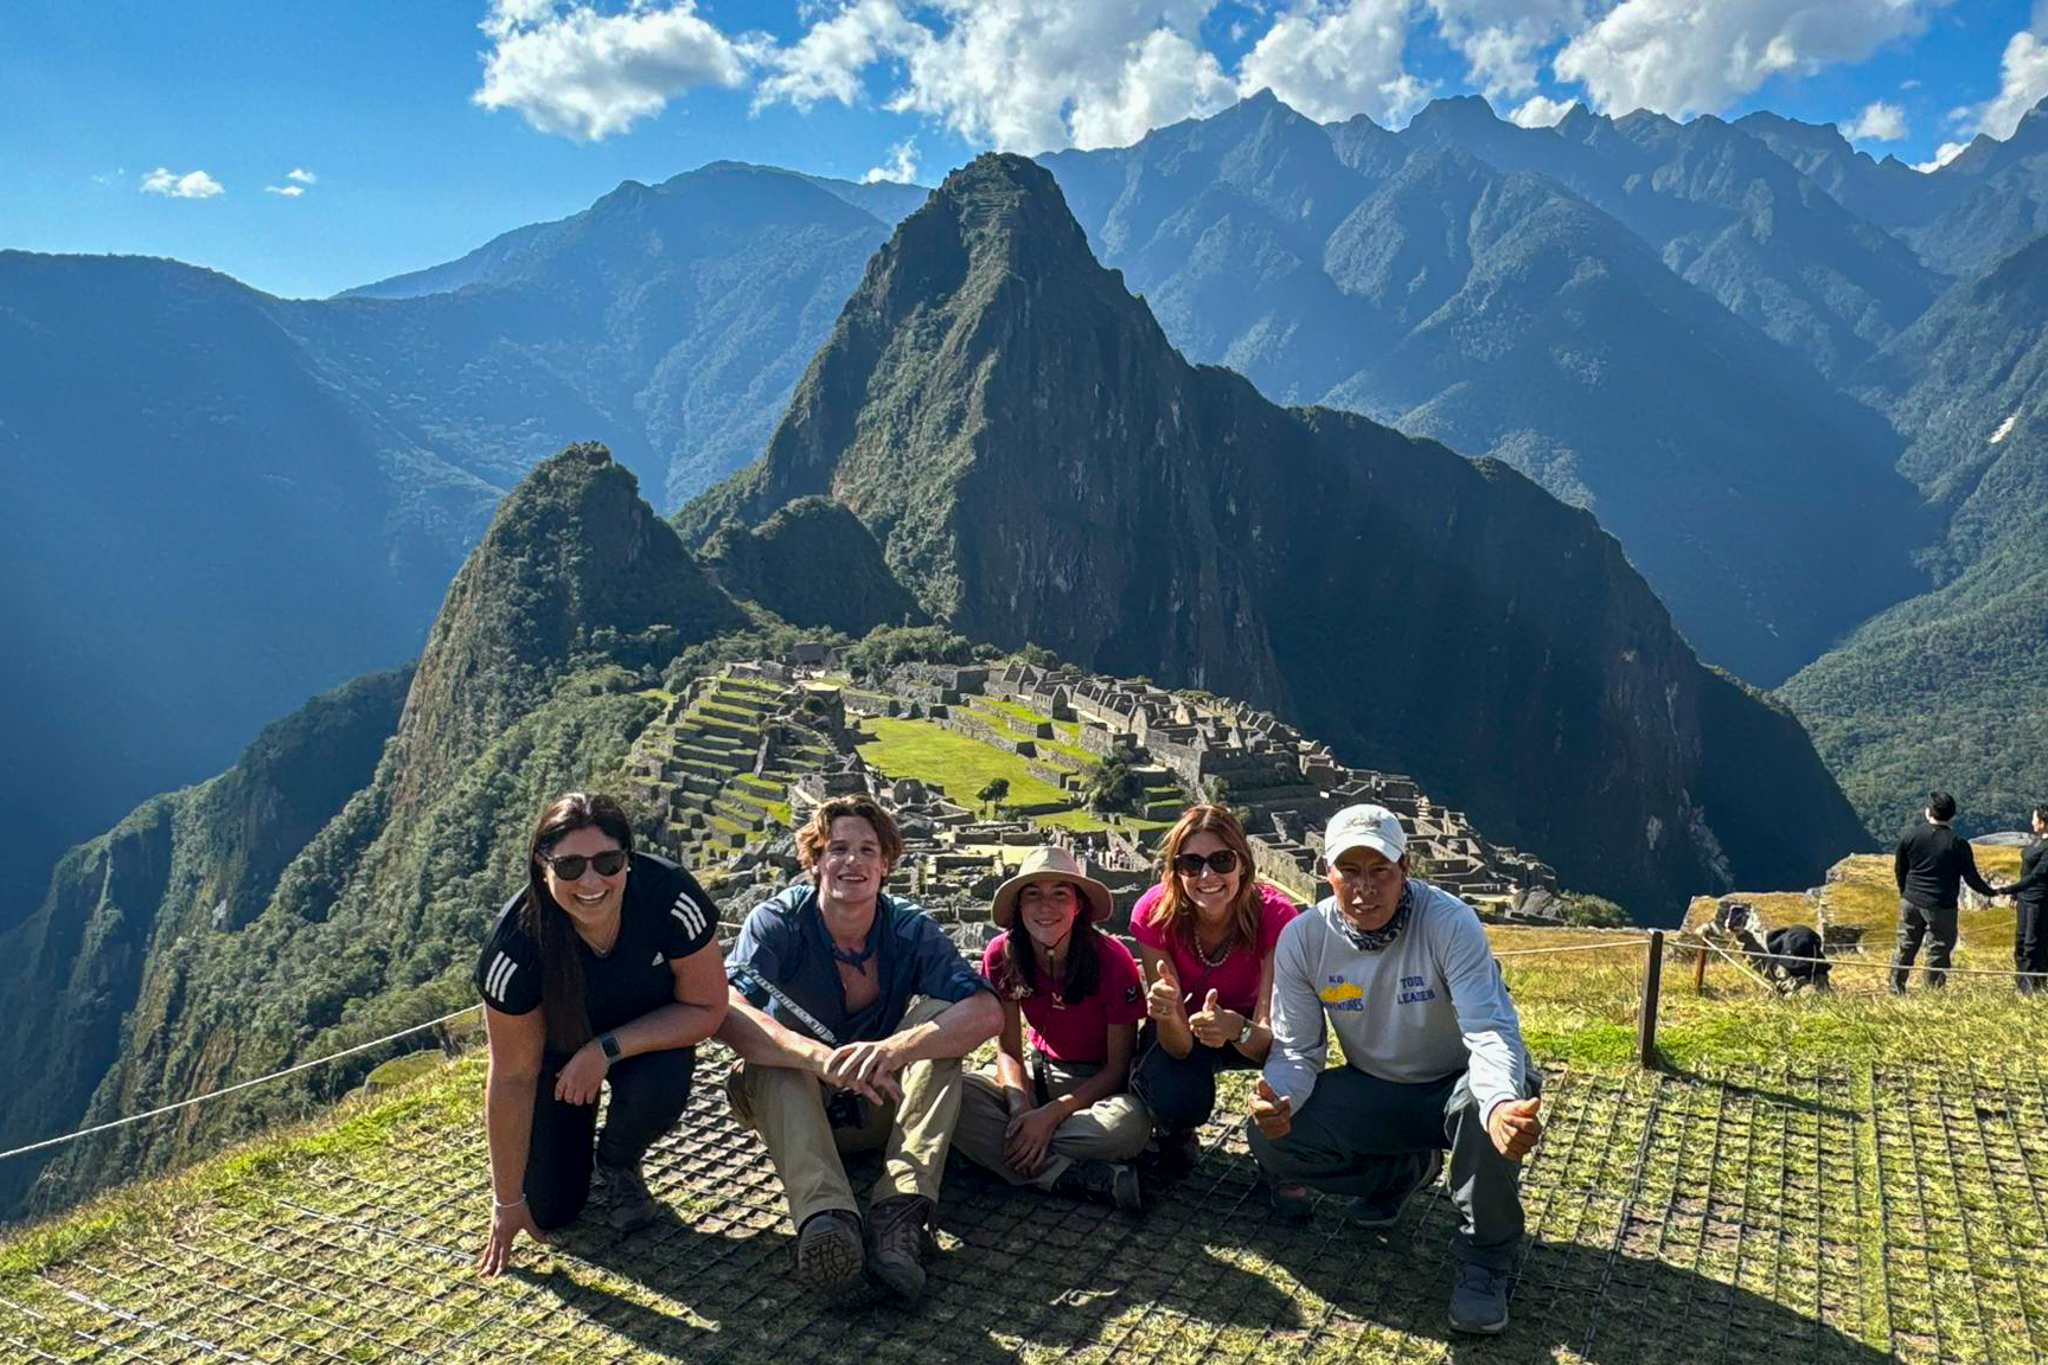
[865, 1195, 936, 1304]
[1053, 1160, 1142, 1210]
[1265, 1175, 1315, 1222]
[796, 1209, 865, 1295]
[1154, 1129, 1201, 1178]
[1349, 1149, 1443, 1228]
[592, 1155, 659, 1232]
[1447, 1261, 1511, 1336]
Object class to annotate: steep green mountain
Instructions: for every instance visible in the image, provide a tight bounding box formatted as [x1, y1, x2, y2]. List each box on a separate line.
[1389, 95, 1942, 378]
[2, 163, 893, 926]
[0, 666, 411, 1215]
[1782, 237, 2048, 836]
[308, 161, 905, 508]
[698, 495, 926, 636]
[1040, 93, 1929, 686]
[1731, 111, 1948, 232]
[684, 152, 1870, 911]
[21, 445, 739, 1212]
[1895, 99, 2048, 279]
[0, 252, 499, 922]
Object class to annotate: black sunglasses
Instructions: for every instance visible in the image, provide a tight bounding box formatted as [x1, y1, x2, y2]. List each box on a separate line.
[1173, 849, 1240, 878]
[541, 848, 628, 880]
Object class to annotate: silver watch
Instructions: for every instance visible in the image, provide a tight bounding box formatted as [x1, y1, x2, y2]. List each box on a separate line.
[1236, 1017, 1256, 1045]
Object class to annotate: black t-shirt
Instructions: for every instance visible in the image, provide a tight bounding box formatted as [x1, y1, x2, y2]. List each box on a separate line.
[475, 851, 718, 1052]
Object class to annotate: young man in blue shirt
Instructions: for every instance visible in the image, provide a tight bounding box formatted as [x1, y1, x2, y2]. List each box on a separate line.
[718, 794, 1000, 1304]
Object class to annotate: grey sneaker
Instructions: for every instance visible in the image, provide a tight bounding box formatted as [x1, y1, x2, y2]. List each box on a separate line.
[865, 1195, 936, 1303]
[1054, 1160, 1142, 1210]
[1349, 1149, 1443, 1228]
[592, 1155, 659, 1232]
[1448, 1261, 1511, 1335]
[796, 1209, 865, 1295]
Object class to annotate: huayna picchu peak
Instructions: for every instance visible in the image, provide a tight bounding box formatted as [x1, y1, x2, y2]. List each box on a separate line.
[682, 152, 1868, 914]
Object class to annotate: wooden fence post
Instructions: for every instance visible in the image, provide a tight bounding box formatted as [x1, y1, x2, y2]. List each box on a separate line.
[1637, 929, 1665, 1069]
[1692, 939, 1709, 995]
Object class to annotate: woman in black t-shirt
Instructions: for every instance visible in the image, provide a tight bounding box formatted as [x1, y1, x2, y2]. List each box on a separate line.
[475, 792, 727, 1276]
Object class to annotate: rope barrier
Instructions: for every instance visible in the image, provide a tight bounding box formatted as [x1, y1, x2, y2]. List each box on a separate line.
[0, 1005, 480, 1165]
[1695, 940, 2027, 978]
[1491, 938, 1652, 959]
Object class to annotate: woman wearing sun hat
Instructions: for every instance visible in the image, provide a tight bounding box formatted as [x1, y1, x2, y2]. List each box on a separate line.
[950, 845, 1153, 1208]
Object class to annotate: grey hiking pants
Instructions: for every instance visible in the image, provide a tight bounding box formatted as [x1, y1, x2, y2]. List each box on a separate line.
[1246, 1065, 1537, 1270]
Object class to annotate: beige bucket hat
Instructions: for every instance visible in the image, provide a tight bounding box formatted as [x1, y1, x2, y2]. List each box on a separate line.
[990, 845, 1116, 929]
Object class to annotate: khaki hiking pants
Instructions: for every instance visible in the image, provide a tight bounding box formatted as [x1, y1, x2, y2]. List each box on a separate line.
[726, 996, 964, 1228]
[953, 1057, 1151, 1189]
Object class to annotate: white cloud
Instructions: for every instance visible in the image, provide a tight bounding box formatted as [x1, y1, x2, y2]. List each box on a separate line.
[758, 1, 1236, 154]
[1236, 0, 1431, 127]
[1511, 93, 1577, 128]
[140, 167, 224, 199]
[1974, 28, 2048, 141]
[863, 138, 920, 182]
[1425, 0, 1583, 101]
[1914, 140, 1967, 172]
[473, 0, 750, 140]
[1843, 99, 1907, 142]
[265, 184, 307, 197]
[755, 0, 921, 111]
[1553, 0, 1946, 121]
[286, 167, 317, 184]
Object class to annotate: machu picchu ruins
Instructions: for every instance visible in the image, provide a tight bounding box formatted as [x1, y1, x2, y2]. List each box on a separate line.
[623, 654, 1561, 933]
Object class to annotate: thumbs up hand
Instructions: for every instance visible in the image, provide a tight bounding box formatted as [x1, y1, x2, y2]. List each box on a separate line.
[1487, 1096, 1543, 1162]
[1146, 962, 1186, 1024]
[1249, 1076, 1293, 1140]
[1189, 986, 1244, 1048]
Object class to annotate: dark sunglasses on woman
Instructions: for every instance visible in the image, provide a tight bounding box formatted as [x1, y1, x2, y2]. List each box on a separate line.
[1173, 849, 1240, 877]
[541, 848, 629, 880]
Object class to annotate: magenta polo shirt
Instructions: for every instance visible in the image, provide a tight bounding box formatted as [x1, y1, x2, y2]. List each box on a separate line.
[981, 931, 1147, 1065]
[1129, 880, 1298, 1019]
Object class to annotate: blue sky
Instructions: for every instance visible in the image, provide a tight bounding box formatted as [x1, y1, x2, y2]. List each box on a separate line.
[2, 0, 2041, 299]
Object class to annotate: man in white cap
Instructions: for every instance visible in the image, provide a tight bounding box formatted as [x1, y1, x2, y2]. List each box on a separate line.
[1246, 803, 1543, 1336]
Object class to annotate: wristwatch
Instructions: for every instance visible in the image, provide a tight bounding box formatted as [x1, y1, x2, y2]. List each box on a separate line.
[1236, 1017, 1256, 1045]
[599, 1032, 621, 1063]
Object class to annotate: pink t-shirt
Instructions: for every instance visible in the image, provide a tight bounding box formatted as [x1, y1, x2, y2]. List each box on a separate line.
[1129, 880, 1298, 1019]
[981, 931, 1147, 1065]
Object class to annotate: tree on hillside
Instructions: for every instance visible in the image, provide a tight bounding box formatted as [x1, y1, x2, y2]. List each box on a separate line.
[1084, 754, 1143, 816]
[976, 778, 1010, 816]
[1559, 893, 1629, 929]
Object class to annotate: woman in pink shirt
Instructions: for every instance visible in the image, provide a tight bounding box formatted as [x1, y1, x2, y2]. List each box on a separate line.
[1129, 804, 1298, 1174]
[952, 846, 1151, 1208]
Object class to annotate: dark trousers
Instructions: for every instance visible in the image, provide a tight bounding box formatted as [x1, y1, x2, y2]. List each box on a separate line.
[2019, 901, 2048, 994]
[526, 1046, 695, 1229]
[1246, 1066, 1535, 1270]
[1892, 898, 1958, 991]
[1131, 1023, 1260, 1137]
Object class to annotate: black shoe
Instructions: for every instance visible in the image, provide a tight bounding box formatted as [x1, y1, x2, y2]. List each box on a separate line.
[1154, 1130, 1201, 1178]
[1053, 1160, 1142, 1210]
[1265, 1175, 1314, 1222]
[592, 1155, 659, 1232]
[865, 1195, 936, 1304]
[797, 1209, 866, 1295]
[1348, 1149, 1443, 1228]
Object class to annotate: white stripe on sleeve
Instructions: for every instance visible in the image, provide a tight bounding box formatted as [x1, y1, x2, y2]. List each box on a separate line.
[671, 890, 708, 940]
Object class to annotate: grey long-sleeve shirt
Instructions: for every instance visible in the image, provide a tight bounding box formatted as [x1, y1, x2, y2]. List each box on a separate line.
[1262, 880, 1530, 1124]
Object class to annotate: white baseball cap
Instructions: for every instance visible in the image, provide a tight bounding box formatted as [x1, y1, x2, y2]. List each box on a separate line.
[1323, 803, 1407, 866]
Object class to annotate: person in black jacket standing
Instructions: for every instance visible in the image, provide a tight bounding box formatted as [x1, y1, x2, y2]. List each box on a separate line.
[1996, 806, 2048, 994]
[1891, 790, 1999, 992]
